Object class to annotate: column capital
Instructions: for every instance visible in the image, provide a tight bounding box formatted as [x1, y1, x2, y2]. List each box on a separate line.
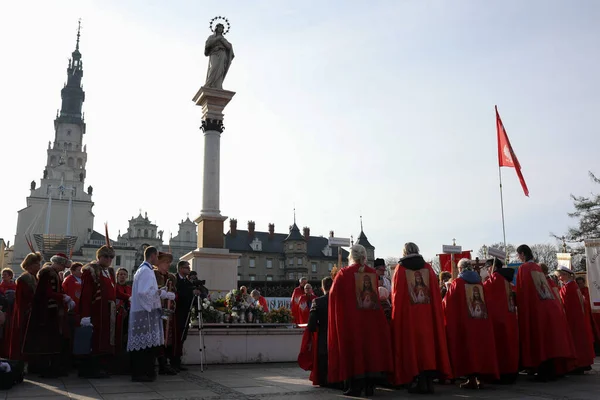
[201, 118, 224, 133]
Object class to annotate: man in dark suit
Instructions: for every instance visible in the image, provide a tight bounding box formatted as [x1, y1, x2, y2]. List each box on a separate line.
[174, 261, 199, 371]
[307, 276, 333, 387]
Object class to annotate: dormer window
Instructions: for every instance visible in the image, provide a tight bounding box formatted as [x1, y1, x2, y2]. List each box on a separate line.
[250, 238, 262, 251]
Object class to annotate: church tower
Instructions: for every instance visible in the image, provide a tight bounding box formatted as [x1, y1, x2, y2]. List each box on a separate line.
[12, 22, 94, 267]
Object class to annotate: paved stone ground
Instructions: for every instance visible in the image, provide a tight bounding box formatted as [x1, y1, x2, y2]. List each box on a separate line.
[1, 359, 600, 399]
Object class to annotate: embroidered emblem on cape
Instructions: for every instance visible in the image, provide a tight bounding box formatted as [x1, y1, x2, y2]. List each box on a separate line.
[406, 268, 431, 305]
[354, 272, 379, 310]
[531, 271, 554, 301]
[465, 284, 488, 319]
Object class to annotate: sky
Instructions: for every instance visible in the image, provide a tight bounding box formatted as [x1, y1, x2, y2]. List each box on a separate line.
[1, 0, 599, 262]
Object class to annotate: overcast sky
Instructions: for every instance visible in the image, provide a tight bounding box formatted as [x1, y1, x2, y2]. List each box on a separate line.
[1, 0, 599, 262]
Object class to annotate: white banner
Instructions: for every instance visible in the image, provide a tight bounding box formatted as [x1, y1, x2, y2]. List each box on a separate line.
[585, 239, 600, 312]
[556, 253, 572, 270]
[265, 297, 292, 310]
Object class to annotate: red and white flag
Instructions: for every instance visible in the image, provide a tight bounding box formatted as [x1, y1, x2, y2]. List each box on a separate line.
[496, 106, 529, 197]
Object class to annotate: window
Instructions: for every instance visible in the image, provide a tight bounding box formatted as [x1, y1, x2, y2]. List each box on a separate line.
[289, 258, 294, 266]
[297, 257, 302, 266]
[288, 244, 293, 250]
[185, 231, 190, 242]
[266, 259, 273, 269]
[77, 158, 83, 169]
[266, 275, 273, 282]
[279, 260, 285, 269]
[249, 275, 256, 281]
[68, 157, 74, 167]
[311, 277, 317, 280]
[311, 262, 317, 273]
[137, 229, 141, 237]
[288, 273, 295, 279]
[249, 258, 256, 268]
[144, 229, 148, 237]
[50, 155, 56, 166]
[297, 243, 302, 250]
[237, 274, 241, 281]
[116, 255, 121, 266]
[237, 258, 241, 267]
[67, 130, 71, 136]
[328, 263, 333, 271]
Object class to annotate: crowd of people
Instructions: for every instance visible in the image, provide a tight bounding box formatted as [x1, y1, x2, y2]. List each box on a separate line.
[0, 244, 204, 382]
[298, 243, 598, 397]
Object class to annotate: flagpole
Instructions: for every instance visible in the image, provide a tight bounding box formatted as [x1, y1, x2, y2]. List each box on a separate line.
[498, 153, 508, 261]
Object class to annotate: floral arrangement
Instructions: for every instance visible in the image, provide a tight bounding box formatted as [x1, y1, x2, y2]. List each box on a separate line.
[265, 306, 293, 324]
[212, 297, 227, 310]
[199, 297, 218, 323]
[225, 289, 249, 313]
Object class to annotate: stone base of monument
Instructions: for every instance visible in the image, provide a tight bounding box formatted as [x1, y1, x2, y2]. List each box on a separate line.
[181, 247, 240, 292]
[182, 327, 303, 364]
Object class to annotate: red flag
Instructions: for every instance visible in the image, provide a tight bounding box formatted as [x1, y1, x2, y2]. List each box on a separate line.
[496, 106, 529, 196]
[439, 251, 472, 273]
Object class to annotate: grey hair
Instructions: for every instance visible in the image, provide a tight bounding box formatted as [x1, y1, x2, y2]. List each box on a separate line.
[349, 244, 368, 266]
[304, 283, 312, 289]
[403, 242, 420, 257]
[457, 258, 472, 271]
[299, 277, 307, 283]
[250, 289, 260, 297]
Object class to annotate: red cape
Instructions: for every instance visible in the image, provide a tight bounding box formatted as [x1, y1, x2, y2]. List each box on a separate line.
[297, 294, 315, 325]
[580, 287, 600, 342]
[298, 328, 320, 385]
[8, 273, 36, 360]
[328, 264, 393, 382]
[559, 281, 595, 368]
[390, 262, 451, 385]
[443, 277, 499, 379]
[483, 272, 519, 375]
[291, 286, 304, 323]
[116, 284, 132, 352]
[516, 262, 575, 368]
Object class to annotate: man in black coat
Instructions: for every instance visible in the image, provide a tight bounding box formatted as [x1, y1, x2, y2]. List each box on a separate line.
[307, 276, 333, 387]
[174, 261, 199, 371]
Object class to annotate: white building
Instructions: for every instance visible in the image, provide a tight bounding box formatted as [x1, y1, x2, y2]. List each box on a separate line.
[11, 27, 98, 270]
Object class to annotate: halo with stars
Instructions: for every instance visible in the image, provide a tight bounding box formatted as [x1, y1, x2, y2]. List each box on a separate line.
[209, 16, 231, 35]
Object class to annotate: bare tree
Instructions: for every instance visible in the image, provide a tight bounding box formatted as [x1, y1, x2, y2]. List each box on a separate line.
[530, 243, 558, 270]
[475, 243, 518, 263]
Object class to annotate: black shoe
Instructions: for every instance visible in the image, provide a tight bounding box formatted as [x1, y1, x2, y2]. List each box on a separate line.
[132, 375, 154, 382]
[158, 366, 178, 376]
[343, 388, 363, 396]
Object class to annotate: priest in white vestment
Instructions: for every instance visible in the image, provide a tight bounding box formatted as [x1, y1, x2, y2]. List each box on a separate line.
[127, 246, 174, 382]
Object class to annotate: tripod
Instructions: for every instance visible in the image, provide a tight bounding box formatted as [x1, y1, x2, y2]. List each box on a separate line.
[183, 295, 207, 372]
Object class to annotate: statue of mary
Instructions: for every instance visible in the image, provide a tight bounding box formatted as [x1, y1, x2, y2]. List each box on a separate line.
[204, 23, 235, 90]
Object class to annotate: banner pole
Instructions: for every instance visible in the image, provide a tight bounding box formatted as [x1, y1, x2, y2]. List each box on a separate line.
[498, 165, 508, 262]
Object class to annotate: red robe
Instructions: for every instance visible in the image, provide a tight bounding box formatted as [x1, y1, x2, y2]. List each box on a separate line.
[443, 276, 499, 379]
[390, 262, 451, 385]
[328, 264, 393, 383]
[115, 284, 132, 352]
[62, 275, 82, 316]
[559, 281, 595, 369]
[80, 263, 117, 355]
[516, 261, 575, 368]
[22, 266, 65, 355]
[483, 272, 519, 375]
[290, 286, 304, 323]
[580, 287, 600, 342]
[0, 281, 17, 358]
[298, 328, 320, 385]
[8, 273, 36, 360]
[297, 294, 315, 325]
[257, 295, 269, 313]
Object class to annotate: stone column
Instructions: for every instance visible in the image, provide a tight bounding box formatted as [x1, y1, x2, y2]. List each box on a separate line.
[192, 86, 235, 249]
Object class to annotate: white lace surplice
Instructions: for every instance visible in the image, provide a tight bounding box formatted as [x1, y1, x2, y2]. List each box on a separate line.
[127, 263, 164, 352]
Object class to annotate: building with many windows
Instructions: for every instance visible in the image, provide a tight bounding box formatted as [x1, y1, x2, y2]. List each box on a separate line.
[223, 218, 376, 282]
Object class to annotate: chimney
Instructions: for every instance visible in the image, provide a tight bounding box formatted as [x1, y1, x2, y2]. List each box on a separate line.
[230, 218, 237, 236]
[329, 230, 334, 238]
[303, 227, 310, 241]
[268, 223, 275, 239]
[248, 221, 255, 237]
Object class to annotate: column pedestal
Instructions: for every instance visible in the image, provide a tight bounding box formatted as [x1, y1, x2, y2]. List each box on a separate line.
[183, 86, 239, 293]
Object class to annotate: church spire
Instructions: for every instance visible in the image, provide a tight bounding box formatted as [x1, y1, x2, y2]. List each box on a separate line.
[57, 20, 85, 126]
[75, 19, 81, 51]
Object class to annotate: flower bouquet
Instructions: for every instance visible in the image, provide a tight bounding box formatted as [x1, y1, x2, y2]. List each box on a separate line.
[212, 297, 227, 312]
[265, 306, 293, 324]
[199, 297, 218, 323]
